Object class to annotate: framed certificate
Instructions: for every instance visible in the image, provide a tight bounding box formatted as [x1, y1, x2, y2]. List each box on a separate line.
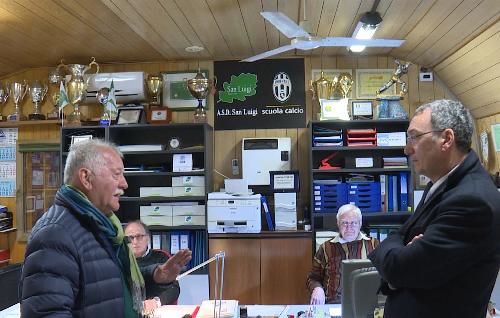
[356, 69, 395, 99]
[116, 106, 145, 125]
[71, 135, 93, 145]
[270, 170, 300, 192]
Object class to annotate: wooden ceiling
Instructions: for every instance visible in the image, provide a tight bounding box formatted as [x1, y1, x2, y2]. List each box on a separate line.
[0, 0, 498, 118]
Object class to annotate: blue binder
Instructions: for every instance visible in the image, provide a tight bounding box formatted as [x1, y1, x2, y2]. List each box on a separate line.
[261, 195, 274, 231]
[399, 172, 409, 211]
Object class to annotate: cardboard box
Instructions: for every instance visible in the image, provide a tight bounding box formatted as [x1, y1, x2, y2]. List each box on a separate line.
[172, 176, 205, 187]
[275, 211, 297, 230]
[140, 205, 173, 226]
[140, 205, 173, 216]
[139, 187, 173, 197]
[172, 215, 205, 226]
[172, 205, 205, 216]
[141, 215, 173, 226]
[172, 186, 205, 197]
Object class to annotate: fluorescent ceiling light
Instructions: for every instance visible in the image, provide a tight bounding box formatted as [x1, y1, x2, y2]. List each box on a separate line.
[350, 11, 382, 53]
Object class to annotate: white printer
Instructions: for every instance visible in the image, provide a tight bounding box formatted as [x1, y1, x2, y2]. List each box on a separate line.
[207, 192, 261, 233]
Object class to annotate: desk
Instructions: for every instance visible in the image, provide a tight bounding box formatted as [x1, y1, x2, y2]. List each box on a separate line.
[0, 303, 19, 317]
[153, 304, 340, 318]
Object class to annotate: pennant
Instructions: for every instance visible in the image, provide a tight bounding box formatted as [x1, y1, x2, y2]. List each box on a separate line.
[58, 81, 69, 112]
[106, 79, 118, 117]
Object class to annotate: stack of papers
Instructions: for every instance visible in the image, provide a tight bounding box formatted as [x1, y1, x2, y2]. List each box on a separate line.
[118, 144, 164, 152]
[197, 300, 239, 318]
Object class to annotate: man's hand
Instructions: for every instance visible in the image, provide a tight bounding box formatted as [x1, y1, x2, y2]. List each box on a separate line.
[142, 298, 161, 316]
[153, 249, 192, 284]
[407, 234, 423, 246]
[310, 287, 326, 305]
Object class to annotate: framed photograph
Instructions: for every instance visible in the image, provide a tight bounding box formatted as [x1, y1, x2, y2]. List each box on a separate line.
[351, 101, 373, 119]
[71, 135, 93, 145]
[356, 69, 396, 99]
[116, 106, 145, 125]
[162, 70, 209, 110]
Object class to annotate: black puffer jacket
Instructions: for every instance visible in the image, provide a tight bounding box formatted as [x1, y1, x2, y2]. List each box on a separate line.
[20, 199, 154, 317]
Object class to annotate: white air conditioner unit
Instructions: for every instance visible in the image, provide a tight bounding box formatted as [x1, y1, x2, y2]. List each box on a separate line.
[66, 72, 147, 104]
[242, 137, 291, 185]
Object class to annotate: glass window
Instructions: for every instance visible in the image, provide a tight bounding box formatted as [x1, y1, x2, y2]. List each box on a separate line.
[17, 143, 60, 240]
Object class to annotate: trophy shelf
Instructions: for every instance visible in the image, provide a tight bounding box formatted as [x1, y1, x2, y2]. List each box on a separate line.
[0, 119, 62, 128]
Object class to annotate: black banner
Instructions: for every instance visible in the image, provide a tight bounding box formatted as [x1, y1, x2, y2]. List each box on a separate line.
[214, 58, 305, 130]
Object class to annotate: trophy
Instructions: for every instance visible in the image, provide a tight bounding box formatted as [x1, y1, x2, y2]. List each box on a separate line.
[96, 87, 111, 125]
[7, 80, 28, 121]
[0, 82, 10, 121]
[337, 72, 353, 99]
[186, 70, 215, 123]
[145, 75, 171, 124]
[376, 59, 410, 119]
[61, 57, 100, 125]
[28, 80, 48, 120]
[47, 68, 63, 120]
[310, 71, 335, 100]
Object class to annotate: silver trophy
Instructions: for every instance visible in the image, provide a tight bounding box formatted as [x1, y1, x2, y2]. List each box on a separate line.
[47, 68, 63, 120]
[28, 80, 48, 120]
[0, 82, 10, 121]
[96, 87, 111, 125]
[7, 80, 29, 121]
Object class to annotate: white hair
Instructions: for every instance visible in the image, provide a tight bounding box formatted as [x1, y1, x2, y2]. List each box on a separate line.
[336, 204, 362, 224]
[63, 138, 122, 184]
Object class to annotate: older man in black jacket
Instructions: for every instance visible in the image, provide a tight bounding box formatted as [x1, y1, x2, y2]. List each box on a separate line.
[20, 139, 191, 318]
[369, 100, 500, 318]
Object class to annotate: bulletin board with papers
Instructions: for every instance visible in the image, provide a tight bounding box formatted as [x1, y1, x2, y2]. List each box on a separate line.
[0, 128, 17, 197]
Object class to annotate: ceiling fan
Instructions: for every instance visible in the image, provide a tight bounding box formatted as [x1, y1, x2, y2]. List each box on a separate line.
[241, 11, 404, 62]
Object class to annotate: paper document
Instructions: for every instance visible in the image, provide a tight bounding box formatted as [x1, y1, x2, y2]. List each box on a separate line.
[196, 300, 239, 318]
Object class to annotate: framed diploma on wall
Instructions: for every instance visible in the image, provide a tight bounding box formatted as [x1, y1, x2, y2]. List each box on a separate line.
[356, 69, 395, 99]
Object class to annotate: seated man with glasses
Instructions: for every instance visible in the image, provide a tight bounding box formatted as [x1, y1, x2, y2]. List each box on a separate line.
[307, 204, 379, 304]
[125, 220, 181, 313]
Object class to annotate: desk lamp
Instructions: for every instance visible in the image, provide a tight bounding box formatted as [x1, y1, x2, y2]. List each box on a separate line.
[176, 251, 226, 318]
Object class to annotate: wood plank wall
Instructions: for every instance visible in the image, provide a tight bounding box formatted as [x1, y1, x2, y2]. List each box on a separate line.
[2, 55, 495, 263]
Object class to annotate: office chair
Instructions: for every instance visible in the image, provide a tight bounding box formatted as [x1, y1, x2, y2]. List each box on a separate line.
[350, 266, 382, 318]
[0, 263, 22, 310]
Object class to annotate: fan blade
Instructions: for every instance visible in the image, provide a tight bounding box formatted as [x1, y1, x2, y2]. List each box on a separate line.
[320, 37, 404, 47]
[261, 12, 310, 38]
[240, 44, 297, 62]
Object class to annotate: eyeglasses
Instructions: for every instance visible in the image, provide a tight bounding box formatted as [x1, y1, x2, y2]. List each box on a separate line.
[125, 234, 147, 242]
[406, 130, 444, 144]
[340, 221, 360, 227]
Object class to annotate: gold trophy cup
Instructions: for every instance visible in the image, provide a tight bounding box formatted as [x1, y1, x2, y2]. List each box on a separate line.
[0, 83, 10, 121]
[310, 71, 335, 100]
[61, 57, 100, 125]
[145, 75, 162, 106]
[337, 72, 353, 99]
[145, 75, 171, 124]
[186, 70, 215, 123]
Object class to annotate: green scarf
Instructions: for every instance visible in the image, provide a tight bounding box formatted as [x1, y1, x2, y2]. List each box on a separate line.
[59, 185, 145, 315]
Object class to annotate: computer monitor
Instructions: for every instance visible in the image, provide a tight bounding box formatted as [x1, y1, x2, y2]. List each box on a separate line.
[341, 259, 373, 318]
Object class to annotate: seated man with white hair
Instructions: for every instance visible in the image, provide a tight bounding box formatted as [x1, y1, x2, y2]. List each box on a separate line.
[307, 204, 379, 304]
